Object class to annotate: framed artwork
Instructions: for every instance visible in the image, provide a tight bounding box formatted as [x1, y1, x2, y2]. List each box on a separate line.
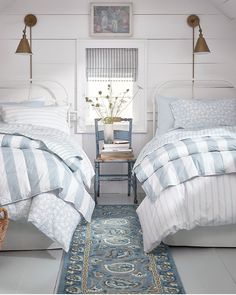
[90, 2, 133, 37]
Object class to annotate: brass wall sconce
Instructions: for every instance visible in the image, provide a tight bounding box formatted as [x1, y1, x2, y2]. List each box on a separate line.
[187, 14, 210, 81]
[15, 14, 37, 80]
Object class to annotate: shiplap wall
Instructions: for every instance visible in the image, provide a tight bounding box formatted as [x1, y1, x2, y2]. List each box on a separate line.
[1, 0, 236, 194]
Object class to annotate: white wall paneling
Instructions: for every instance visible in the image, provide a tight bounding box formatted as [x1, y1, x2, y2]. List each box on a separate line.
[1, 0, 236, 194]
[148, 39, 235, 64]
[1, 13, 235, 40]
[0, 0, 220, 15]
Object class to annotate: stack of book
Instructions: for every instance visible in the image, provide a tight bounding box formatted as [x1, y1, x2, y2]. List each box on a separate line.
[100, 140, 134, 159]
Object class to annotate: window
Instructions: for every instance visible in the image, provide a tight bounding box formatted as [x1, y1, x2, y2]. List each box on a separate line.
[86, 80, 135, 122]
[77, 40, 146, 132]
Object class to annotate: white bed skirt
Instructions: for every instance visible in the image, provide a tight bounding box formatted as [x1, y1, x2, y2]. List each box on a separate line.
[163, 224, 236, 247]
[2, 221, 61, 251]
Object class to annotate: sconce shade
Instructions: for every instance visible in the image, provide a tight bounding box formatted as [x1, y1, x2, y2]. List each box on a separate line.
[194, 34, 210, 54]
[15, 35, 32, 55]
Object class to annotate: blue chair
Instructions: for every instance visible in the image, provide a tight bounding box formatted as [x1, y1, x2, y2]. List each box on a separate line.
[94, 118, 138, 205]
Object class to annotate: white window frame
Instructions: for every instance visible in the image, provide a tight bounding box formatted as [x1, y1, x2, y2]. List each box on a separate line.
[77, 39, 147, 133]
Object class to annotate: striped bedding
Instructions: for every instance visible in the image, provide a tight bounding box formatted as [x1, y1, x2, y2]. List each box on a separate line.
[134, 126, 236, 252]
[0, 123, 95, 251]
[1, 105, 70, 134]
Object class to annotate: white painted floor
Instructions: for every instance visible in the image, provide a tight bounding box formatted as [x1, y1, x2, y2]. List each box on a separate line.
[0, 249, 63, 294]
[0, 193, 236, 294]
[171, 247, 236, 294]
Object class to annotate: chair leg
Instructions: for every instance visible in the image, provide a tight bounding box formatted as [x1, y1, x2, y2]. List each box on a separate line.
[128, 162, 132, 196]
[97, 164, 100, 198]
[94, 174, 97, 205]
[133, 172, 138, 204]
[94, 162, 99, 204]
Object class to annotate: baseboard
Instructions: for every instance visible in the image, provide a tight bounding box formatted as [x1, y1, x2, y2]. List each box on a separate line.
[92, 193, 145, 205]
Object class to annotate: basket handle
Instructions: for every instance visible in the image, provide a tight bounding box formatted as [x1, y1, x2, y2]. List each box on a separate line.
[0, 208, 8, 220]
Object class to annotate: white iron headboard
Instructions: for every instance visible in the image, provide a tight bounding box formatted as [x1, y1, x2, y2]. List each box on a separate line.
[153, 79, 236, 136]
[0, 79, 69, 105]
[0, 79, 80, 129]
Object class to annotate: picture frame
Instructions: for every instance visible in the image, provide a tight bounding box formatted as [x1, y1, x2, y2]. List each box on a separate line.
[90, 2, 133, 37]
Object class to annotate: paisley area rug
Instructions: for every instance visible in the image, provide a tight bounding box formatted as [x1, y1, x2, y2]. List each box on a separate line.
[57, 205, 185, 294]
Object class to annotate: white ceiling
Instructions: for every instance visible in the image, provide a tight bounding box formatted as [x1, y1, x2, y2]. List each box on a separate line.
[211, 0, 236, 20]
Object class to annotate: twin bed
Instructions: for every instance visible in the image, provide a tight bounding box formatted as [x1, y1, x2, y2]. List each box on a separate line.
[0, 80, 95, 252]
[133, 80, 236, 252]
[1, 79, 236, 254]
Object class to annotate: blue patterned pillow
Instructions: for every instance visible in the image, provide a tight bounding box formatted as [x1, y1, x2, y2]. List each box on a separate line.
[170, 98, 236, 129]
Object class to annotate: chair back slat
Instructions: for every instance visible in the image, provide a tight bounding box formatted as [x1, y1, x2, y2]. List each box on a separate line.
[97, 130, 104, 141]
[113, 130, 130, 144]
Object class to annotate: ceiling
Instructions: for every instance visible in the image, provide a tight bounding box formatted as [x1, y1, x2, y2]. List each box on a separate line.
[211, 0, 236, 20]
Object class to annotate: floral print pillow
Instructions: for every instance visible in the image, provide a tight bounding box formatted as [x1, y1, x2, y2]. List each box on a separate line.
[170, 98, 236, 129]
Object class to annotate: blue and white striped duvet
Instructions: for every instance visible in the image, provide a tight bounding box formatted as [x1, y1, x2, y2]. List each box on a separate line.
[0, 124, 95, 251]
[134, 126, 236, 252]
[134, 126, 236, 201]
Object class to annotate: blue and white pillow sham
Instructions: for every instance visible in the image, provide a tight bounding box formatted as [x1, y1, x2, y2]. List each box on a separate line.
[170, 98, 236, 129]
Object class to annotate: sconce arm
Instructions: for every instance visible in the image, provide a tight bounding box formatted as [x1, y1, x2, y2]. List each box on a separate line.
[198, 24, 203, 37]
[22, 25, 27, 38]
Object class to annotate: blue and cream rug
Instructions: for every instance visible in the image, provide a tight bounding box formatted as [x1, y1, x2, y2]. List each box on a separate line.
[58, 205, 185, 294]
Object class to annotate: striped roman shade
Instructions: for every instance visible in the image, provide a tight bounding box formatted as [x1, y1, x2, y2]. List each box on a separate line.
[86, 48, 138, 81]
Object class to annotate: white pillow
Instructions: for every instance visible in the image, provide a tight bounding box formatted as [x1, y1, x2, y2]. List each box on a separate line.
[0, 97, 45, 107]
[2, 105, 70, 134]
[156, 95, 179, 135]
[170, 98, 236, 129]
[0, 98, 46, 121]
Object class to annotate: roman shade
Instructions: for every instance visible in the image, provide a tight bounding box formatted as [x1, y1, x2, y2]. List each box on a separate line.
[86, 48, 138, 81]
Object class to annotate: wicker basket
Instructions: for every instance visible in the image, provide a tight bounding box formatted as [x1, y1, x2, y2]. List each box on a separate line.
[0, 208, 9, 250]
